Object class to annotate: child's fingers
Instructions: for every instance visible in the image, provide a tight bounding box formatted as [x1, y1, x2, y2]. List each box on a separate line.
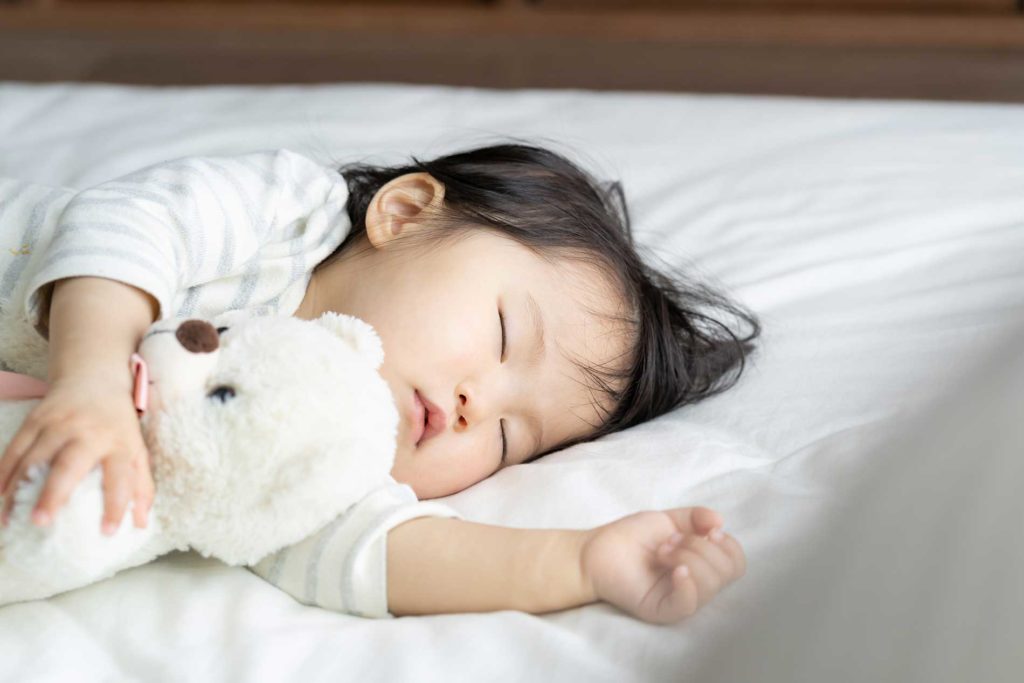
[1, 486, 16, 526]
[661, 534, 735, 580]
[8, 430, 70, 490]
[689, 507, 724, 536]
[1, 416, 39, 461]
[717, 534, 747, 579]
[101, 457, 133, 535]
[663, 507, 723, 537]
[32, 441, 100, 524]
[0, 425, 44, 492]
[660, 566, 700, 621]
[2, 456, 44, 525]
[131, 459, 154, 528]
[0, 458, 25, 511]
[671, 549, 721, 607]
[2, 458, 44, 524]
[131, 497, 146, 528]
[0, 444, 22, 493]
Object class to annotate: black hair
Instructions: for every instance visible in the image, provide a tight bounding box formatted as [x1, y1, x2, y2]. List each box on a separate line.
[323, 142, 761, 461]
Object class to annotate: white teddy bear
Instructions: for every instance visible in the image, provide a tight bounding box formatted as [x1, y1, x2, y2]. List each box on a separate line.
[0, 309, 398, 605]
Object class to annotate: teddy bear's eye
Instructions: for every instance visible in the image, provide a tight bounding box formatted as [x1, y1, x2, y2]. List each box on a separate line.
[207, 385, 237, 403]
[216, 326, 229, 335]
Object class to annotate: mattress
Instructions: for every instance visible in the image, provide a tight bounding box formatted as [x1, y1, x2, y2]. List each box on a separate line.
[0, 81, 1021, 683]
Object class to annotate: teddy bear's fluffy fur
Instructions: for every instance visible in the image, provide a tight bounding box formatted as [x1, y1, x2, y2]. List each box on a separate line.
[0, 308, 398, 605]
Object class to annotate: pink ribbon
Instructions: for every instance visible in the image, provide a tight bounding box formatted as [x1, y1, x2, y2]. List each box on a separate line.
[0, 371, 48, 400]
[129, 353, 149, 415]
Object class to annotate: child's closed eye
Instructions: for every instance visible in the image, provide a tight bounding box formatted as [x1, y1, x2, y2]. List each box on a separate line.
[500, 418, 508, 465]
[498, 305, 507, 361]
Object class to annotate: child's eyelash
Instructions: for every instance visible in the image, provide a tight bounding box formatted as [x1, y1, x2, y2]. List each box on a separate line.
[500, 418, 508, 465]
[498, 307, 506, 359]
[498, 306, 508, 464]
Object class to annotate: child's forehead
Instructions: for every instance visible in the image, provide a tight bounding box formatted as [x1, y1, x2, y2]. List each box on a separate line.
[443, 229, 634, 339]
[528, 279, 634, 382]
[470, 233, 622, 292]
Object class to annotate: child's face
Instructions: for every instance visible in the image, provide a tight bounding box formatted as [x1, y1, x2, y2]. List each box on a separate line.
[299, 230, 629, 500]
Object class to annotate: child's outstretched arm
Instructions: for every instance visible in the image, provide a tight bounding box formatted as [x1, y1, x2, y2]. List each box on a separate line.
[0, 277, 157, 532]
[387, 507, 745, 624]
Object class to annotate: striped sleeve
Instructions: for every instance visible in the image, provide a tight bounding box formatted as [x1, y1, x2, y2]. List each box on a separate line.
[0, 178, 75, 312]
[249, 480, 462, 618]
[23, 149, 349, 332]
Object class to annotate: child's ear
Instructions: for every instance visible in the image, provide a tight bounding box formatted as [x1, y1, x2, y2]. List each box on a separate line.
[364, 172, 445, 249]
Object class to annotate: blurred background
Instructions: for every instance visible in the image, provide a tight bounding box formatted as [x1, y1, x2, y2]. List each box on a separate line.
[0, 0, 1023, 103]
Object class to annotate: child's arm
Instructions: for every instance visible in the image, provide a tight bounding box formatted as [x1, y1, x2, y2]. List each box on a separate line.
[2, 149, 347, 532]
[387, 507, 745, 623]
[0, 277, 158, 531]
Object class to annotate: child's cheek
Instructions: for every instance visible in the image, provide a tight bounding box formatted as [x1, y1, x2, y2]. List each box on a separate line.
[450, 454, 496, 494]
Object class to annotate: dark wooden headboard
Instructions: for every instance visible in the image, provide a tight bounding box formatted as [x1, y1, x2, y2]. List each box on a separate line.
[2, 0, 1023, 102]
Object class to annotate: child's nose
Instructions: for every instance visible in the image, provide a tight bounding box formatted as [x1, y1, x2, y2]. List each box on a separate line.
[454, 392, 469, 432]
[454, 383, 502, 431]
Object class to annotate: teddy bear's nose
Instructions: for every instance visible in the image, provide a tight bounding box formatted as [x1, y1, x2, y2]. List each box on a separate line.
[175, 319, 220, 354]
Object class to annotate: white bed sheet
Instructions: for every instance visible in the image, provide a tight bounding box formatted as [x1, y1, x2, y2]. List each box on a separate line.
[0, 81, 1021, 683]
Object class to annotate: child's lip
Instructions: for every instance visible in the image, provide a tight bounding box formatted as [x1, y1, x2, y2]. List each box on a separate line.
[414, 390, 446, 447]
[411, 391, 426, 446]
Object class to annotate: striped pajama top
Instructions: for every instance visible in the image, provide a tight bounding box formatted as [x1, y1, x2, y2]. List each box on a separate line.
[0, 149, 460, 618]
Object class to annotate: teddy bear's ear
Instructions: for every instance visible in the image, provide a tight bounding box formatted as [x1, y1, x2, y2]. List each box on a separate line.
[313, 312, 385, 369]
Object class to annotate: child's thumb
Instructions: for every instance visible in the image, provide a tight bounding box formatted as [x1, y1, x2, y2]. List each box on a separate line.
[663, 506, 722, 534]
[685, 506, 724, 535]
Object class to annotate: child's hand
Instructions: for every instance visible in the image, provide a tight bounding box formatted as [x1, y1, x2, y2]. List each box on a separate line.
[580, 507, 745, 624]
[0, 375, 154, 534]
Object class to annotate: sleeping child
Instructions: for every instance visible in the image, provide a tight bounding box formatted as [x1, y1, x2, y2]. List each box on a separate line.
[0, 143, 759, 623]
